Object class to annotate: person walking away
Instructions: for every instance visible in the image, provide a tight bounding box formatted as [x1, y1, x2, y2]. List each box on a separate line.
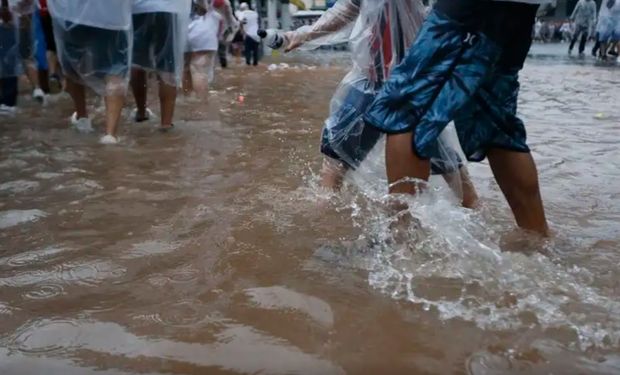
[364, 0, 551, 236]
[213, 0, 238, 68]
[569, 0, 597, 55]
[284, 0, 479, 208]
[10, 0, 46, 103]
[130, 0, 191, 131]
[595, 0, 620, 60]
[238, 2, 259, 66]
[184, 0, 223, 97]
[0, 0, 20, 115]
[37, 0, 60, 93]
[48, 0, 132, 144]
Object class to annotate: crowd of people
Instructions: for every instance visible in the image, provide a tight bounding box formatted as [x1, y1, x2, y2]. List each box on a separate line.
[534, 0, 620, 59]
[0, 0, 262, 143]
[2, 0, 617, 237]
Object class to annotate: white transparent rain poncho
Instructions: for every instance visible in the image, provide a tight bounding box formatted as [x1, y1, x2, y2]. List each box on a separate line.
[596, 0, 620, 41]
[0, 0, 35, 78]
[289, 0, 467, 193]
[48, 0, 133, 95]
[132, 0, 192, 87]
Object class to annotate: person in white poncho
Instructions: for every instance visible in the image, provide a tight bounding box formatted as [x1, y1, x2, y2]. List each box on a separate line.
[48, 0, 132, 144]
[183, 0, 223, 97]
[130, 0, 191, 131]
[283, 0, 479, 208]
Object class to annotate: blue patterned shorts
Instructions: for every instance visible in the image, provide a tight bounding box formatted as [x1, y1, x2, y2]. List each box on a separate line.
[364, 8, 531, 162]
[321, 79, 461, 174]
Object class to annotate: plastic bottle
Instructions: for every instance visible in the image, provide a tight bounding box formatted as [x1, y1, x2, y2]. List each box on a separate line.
[257, 29, 289, 50]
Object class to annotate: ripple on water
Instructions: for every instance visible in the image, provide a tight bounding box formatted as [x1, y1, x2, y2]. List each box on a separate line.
[23, 283, 65, 300]
[245, 286, 334, 327]
[133, 300, 207, 328]
[0, 302, 15, 315]
[0, 261, 126, 288]
[0, 210, 47, 229]
[0, 180, 40, 194]
[34, 172, 64, 180]
[53, 179, 103, 194]
[0, 246, 68, 268]
[11, 319, 81, 355]
[121, 240, 181, 260]
[148, 265, 199, 286]
[0, 159, 28, 169]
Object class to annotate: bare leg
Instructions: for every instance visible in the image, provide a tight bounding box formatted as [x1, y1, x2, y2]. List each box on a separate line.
[158, 74, 177, 129]
[385, 132, 431, 194]
[442, 166, 479, 209]
[23, 60, 41, 90]
[190, 52, 213, 97]
[130, 67, 148, 120]
[320, 158, 347, 191]
[65, 78, 87, 119]
[47, 51, 58, 76]
[487, 148, 548, 235]
[182, 53, 193, 96]
[459, 167, 479, 209]
[104, 76, 126, 137]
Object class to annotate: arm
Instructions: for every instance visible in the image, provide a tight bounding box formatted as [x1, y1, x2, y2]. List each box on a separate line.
[570, 1, 581, 21]
[285, 0, 360, 52]
[589, 2, 597, 30]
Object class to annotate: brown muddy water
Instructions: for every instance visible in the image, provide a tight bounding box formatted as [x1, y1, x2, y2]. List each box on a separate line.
[0, 50, 619, 374]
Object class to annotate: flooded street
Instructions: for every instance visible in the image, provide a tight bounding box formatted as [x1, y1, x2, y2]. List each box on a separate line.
[1, 46, 620, 374]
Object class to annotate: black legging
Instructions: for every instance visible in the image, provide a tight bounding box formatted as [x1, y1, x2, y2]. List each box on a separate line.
[0, 77, 18, 107]
[244, 36, 259, 66]
[569, 24, 589, 54]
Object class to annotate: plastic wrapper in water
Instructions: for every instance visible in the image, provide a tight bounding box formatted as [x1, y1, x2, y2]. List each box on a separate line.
[48, 0, 133, 95]
[132, 0, 191, 87]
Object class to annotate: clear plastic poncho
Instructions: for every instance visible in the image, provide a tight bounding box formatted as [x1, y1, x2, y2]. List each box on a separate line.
[132, 0, 192, 87]
[290, 0, 467, 193]
[0, 0, 36, 78]
[48, 0, 133, 95]
[596, 0, 620, 41]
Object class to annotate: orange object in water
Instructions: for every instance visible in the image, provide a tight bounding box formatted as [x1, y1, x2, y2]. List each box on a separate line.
[238, 95, 245, 103]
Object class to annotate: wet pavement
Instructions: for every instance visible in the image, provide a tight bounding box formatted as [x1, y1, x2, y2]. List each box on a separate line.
[0, 45, 619, 374]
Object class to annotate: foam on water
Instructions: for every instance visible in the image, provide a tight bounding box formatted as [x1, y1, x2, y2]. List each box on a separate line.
[306, 145, 620, 351]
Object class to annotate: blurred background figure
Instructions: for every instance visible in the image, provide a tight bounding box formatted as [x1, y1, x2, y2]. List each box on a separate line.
[0, 0, 20, 115]
[595, 0, 620, 60]
[36, 0, 61, 94]
[48, 0, 133, 143]
[568, 0, 597, 55]
[212, 0, 238, 69]
[184, 0, 223, 98]
[13, 0, 45, 104]
[0, 0, 44, 115]
[130, 0, 191, 131]
[237, 2, 260, 66]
